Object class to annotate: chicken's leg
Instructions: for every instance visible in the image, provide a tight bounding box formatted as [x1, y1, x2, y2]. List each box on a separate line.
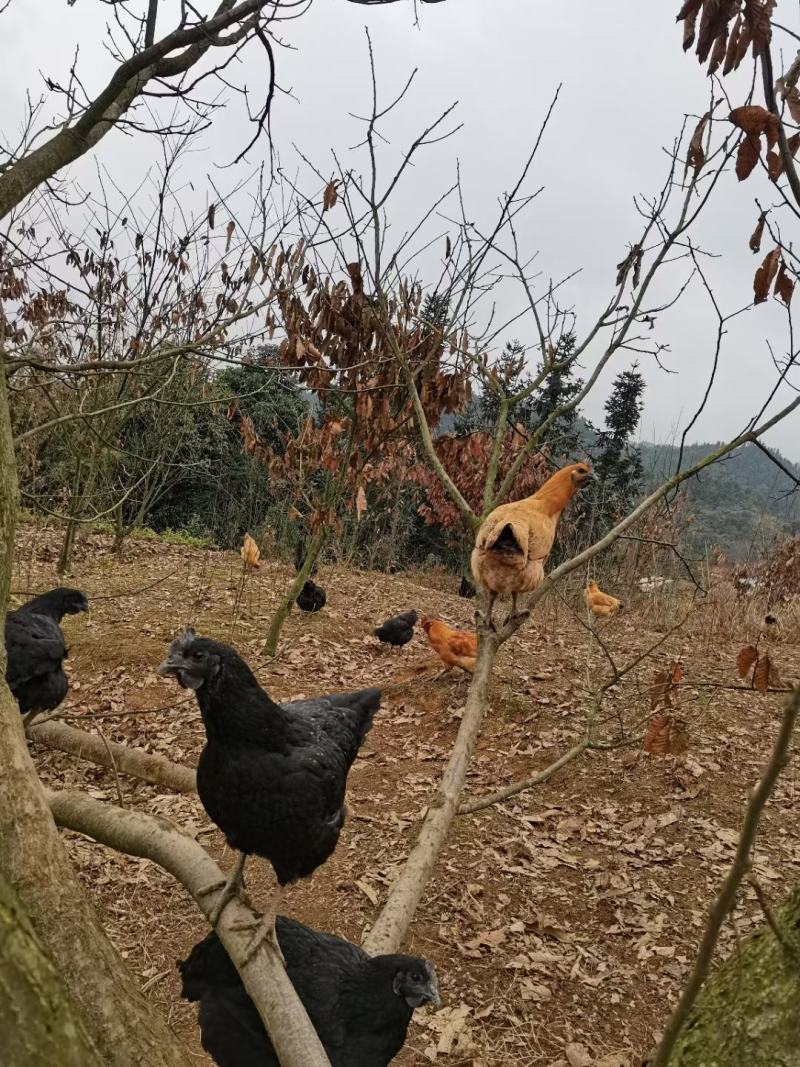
[200, 852, 248, 927]
[230, 879, 286, 966]
[476, 591, 497, 631]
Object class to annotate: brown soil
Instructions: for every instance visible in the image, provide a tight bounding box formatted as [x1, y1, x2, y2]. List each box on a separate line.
[15, 524, 800, 1066]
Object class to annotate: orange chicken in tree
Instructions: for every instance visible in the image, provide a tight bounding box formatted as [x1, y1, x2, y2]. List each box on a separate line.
[585, 581, 622, 617]
[420, 616, 477, 675]
[471, 462, 593, 622]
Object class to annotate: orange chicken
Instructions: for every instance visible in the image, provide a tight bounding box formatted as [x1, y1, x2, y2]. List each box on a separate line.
[420, 616, 477, 674]
[471, 463, 593, 618]
[585, 581, 621, 617]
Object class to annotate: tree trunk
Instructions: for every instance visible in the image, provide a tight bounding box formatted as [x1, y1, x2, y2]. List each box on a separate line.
[364, 625, 500, 954]
[0, 867, 104, 1067]
[0, 350, 191, 1067]
[264, 527, 326, 656]
[665, 887, 800, 1066]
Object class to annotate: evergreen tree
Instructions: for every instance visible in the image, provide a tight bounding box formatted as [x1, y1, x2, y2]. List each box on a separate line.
[528, 333, 584, 463]
[587, 364, 645, 534]
[455, 333, 584, 463]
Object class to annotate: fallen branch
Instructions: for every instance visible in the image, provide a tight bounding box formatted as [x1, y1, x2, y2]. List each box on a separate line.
[651, 686, 800, 1067]
[27, 720, 196, 793]
[458, 737, 590, 815]
[46, 789, 332, 1067]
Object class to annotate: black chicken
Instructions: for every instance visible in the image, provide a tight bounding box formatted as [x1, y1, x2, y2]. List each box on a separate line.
[5, 587, 88, 718]
[297, 579, 326, 613]
[458, 576, 476, 599]
[179, 921, 439, 1067]
[158, 631, 380, 955]
[374, 610, 417, 648]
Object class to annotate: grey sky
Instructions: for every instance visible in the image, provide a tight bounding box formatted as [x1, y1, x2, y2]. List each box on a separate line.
[2, 1, 798, 459]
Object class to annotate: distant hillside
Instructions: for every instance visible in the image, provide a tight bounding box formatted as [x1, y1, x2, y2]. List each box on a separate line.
[640, 441, 800, 561]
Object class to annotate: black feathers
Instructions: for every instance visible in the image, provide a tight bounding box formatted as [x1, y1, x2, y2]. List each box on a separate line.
[179, 920, 439, 1067]
[158, 632, 380, 885]
[5, 587, 88, 716]
[375, 610, 417, 647]
[458, 576, 476, 599]
[297, 579, 326, 613]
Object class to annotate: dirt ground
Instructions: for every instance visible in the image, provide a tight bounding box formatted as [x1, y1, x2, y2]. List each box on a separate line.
[13, 523, 800, 1066]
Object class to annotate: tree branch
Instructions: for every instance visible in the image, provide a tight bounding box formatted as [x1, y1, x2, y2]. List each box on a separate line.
[458, 737, 590, 815]
[27, 720, 196, 794]
[46, 788, 332, 1067]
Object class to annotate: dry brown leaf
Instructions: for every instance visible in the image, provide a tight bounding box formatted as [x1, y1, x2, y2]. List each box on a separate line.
[565, 1043, 593, 1067]
[240, 532, 261, 570]
[722, 13, 743, 74]
[749, 213, 766, 253]
[347, 261, 363, 295]
[207, 203, 216, 229]
[445, 234, 452, 259]
[754, 246, 781, 303]
[776, 77, 800, 124]
[644, 714, 671, 757]
[736, 134, 761, 181]
[649, 670, 673, 710]
[748, 0, 775, 55]
[737, 645, 759, 679]
[708, 30, 727, 75]
[225, 219, 235, 252]
[670, 660, 683, 686]
[686, 112, 710, 173]
[754, 653, 771, 694]
[355, 485, 367, 521]
[730, 105, 779, 146]
[775, 261, 795, 305]
[354, 878, 378, 905]
[323, 180, 338, 212]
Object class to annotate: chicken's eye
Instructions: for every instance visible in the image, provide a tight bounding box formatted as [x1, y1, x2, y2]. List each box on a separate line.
[191, 650, 205, 661]
[411, 972, 422, 983]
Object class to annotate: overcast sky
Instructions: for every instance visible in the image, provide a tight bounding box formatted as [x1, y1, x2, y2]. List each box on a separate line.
[2, 1, 799, 460]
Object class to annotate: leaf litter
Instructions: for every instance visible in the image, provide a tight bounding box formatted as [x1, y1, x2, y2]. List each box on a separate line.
[14, 523, 800, 1065]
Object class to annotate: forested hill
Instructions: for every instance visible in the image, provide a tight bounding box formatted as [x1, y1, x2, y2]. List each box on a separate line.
[640, 441, 800, 560]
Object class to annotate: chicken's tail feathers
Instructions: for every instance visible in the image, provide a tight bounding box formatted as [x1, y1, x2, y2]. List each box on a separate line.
[350, 685, 382, 729]
[481, 518, 527, 557]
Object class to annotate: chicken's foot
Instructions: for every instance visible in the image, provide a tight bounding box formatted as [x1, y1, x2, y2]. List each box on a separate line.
[202, 852, 248, 927]
[230, 884, 285, 966]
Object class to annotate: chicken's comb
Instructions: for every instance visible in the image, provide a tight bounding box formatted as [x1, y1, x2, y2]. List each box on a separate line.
[168, 627, 197, 653]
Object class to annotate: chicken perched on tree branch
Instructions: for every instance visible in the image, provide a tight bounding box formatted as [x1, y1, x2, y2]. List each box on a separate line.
[158, 631, 380, 959]
[471, 462, 593, 622]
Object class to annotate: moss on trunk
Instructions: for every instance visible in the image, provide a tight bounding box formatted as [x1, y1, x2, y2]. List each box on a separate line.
[0, 869, 103, 1067]
[669, 888, 800, 1067]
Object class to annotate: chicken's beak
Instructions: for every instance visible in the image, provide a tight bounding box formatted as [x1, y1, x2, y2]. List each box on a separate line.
[576, 470, 594, 488]
[158, 653, 204, 690]
[425, 972, 441, 1009]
